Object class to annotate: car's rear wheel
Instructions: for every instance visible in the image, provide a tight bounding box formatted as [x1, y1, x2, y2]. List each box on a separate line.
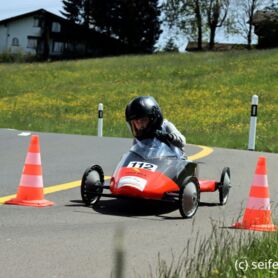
[81, 165, 104, 206]
[179, 176, 200, 218]
[219, 167, 231, 206]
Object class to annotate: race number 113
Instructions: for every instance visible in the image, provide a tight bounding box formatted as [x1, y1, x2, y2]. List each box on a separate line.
[127, 161, 158, 172]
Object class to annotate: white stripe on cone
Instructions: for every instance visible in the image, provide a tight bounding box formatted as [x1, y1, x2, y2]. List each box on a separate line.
[19, 175, 44, 188]
[25, 153, 41, 165]
[246, 197, 271, 211]
[252, 174, 268, 187]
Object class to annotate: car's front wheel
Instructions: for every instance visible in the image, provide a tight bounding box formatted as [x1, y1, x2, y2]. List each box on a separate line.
[179, 176, 200, 218]
[81, 165, 104, 206]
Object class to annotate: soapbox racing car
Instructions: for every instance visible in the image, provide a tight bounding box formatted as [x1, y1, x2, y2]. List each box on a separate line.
[80, 138, 231, 218]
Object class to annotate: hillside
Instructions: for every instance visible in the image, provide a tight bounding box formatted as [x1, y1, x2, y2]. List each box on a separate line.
[0, 49, 277, 152]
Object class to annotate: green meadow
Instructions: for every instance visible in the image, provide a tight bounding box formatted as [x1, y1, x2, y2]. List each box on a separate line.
[0, 49, 277, 152]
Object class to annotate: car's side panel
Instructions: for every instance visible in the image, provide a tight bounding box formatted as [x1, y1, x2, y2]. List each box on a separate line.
[175, 162, 198, 187]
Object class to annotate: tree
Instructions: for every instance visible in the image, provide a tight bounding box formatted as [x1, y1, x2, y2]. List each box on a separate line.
[206, 0, 230, 49]
[162, 0, 205, 50]
[62, 0, 161, 53]
[163, 37, 179, 52]
[253, 1, 278, 48]
[61, 0, 83, 24]
[162, 0, 231, 50]
[111, 0, 161, 53]
[83, 0, 115, 34]
[232, 0, 271, 49]
[264, 0, 278, 10]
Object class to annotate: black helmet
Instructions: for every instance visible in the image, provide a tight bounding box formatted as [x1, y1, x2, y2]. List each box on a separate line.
[125, 96, 163, 139]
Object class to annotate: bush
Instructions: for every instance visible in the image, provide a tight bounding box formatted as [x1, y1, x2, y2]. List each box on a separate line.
[0, 50, 37, 63]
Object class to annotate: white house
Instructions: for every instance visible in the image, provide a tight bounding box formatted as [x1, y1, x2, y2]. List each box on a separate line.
[0, 9, 124, 59]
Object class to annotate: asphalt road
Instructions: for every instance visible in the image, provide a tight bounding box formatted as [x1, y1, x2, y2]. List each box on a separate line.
[1, 128, 278, 278]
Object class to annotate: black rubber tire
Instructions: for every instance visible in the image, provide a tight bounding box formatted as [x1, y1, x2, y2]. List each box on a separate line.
[219, 167, 231, 206]
[81, 165, 104, 206]
[179, 176, 200, 218]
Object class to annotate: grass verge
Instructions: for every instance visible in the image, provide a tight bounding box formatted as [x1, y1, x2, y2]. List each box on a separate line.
[153, 221, 278, 278]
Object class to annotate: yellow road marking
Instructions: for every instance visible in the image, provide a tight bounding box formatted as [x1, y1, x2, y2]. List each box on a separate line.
[44, 180, 81, 194]
[0, 145, 213, 205]
[0, 194, 16, 204]
[0, 178, 109, 205]
[188, 145, 213, 161]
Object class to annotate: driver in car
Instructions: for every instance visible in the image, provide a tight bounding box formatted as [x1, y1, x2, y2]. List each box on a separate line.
[125, 96, 186, 154]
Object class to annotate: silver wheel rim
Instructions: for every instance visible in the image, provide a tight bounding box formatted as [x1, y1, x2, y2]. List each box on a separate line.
[85, 170, 101, 204]
[181, 181, 198, 217]
[221, 171, 231, 204]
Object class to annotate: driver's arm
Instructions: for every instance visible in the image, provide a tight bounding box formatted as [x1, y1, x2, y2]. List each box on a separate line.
[156, 120, 186, 149]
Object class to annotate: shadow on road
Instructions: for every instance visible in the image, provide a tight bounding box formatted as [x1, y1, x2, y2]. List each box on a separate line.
[68, 198, 179, 218]
[199, 201, 220, 207]
[67, 199, 220, 219]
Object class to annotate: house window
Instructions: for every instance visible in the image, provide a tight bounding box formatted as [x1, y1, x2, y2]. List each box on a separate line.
[33, 17, 43, 27]
[33, 17, 40, 27]
[12, 37, 19, 46]
[52, 22, 61, 32]
[53, 41, 64, 53]
[27, 37, 38, 49]
[65, 42, 74, 51]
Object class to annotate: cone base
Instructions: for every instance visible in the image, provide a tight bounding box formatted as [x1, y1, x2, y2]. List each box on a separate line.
[5, 198, 54, 207]
[233, 222, 278, 232]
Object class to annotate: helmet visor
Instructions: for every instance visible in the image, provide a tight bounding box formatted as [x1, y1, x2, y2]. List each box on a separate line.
[130, 117, 150, 138]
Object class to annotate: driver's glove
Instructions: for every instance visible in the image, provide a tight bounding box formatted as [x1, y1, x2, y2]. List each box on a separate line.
[154, 130, 174, 143]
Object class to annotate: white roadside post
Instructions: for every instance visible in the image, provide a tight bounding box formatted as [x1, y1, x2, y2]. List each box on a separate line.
[97, 103, 103, 137]
[248, 95, 258, 150]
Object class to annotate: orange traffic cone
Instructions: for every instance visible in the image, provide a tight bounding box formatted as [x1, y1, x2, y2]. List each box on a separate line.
[233, 156, 277, 232]
[5, 135, 54, 207]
